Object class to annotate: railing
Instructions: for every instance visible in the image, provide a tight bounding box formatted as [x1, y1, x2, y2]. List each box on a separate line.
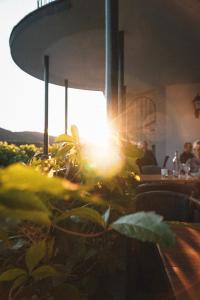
[37, 0, 56, 8]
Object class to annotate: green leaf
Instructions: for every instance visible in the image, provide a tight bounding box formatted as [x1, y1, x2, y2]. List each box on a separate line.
[25, 240, 46, 273]
[0, 189, 48, 212]
[0, 164, 66, 195]
[11, 274, 28, 291]
[0, 189, 50, 225]
[55, 134, 74, 143]
[0, 268, 27, 281]
[55, 207, 105, 228]
[0, 206, 50, 225]
[111, 211, 175, 247]
[53, 283, 81, 300]
[32, 265, 59, 280]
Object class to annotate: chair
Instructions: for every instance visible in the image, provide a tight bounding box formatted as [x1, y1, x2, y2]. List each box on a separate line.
[134, 190, 190, 221]
[135, 182, 193, 196]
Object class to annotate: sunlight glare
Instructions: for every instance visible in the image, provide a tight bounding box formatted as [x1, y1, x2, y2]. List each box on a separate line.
[82, 122, 123, 178]
[67, 90, 123, 177]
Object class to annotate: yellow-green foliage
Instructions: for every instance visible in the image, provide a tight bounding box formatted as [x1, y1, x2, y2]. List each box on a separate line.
[0, 162, 175, 299]
[0, 130, 175, 299]
[0, 142, 40, 167]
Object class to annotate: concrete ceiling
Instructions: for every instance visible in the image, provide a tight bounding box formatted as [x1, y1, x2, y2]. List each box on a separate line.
[10, 0, 200, 92]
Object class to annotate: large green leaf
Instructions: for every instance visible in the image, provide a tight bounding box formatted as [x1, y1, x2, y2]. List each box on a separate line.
[0, 189, 48, 211]
[0, 189, 50, 225]
[0, 268, 27, 281]
[111, 212, 175, 247]
[31, 265, 59, 280]
[0, 206, 50, 225]
[0, 164, 66, 195]
[55, 207, 105, 228]
[25, 240, 46, 273]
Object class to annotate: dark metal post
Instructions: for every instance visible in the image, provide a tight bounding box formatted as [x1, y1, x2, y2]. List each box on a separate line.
[105, 0, 119, 120]
[64, 79, 68, 134]
[44, 55, 49, 156]
[123, 85, 127, 139]
[118, 30, 125, 133]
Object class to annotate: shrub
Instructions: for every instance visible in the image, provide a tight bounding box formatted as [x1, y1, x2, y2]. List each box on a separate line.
[0, 142, 40, 167]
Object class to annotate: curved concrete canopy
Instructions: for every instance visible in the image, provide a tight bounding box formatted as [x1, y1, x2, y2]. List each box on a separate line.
[10, 0, 200, 92]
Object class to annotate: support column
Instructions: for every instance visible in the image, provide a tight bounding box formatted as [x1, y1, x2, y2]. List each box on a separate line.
[105, 0, 119, 120]
[44, 55, 49, 156]
[123, 85, 127, 139]
[118, 30, 125, 134]
[64, 79, 68, 134]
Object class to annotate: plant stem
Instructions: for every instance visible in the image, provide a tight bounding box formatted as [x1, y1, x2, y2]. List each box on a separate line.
[54, 224, 112, 238]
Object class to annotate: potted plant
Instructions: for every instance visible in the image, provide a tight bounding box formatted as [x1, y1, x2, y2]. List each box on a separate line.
[0, 127, 175, 299]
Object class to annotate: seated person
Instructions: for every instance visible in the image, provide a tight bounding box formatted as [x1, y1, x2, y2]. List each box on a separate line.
[187, 139, 200, 173]
[136, 141, 157, 171]
[180, 142, 194, 163]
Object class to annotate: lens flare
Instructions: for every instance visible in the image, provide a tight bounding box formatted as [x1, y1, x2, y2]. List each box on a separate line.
[82, 123, 123, 178]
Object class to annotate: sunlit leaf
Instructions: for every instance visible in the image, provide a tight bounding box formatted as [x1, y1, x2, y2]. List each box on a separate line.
[0, 164, 66, 195]
[102, 208, 110, 226]
[32, 265, 59, 280]
[71, 125, 79, 143]
[55, 207, 105, 228]
[0, 206, 50, 225]
[62, 180, 79, 191]
[0, 189, 48, 211]
[0, 189, 50, 225]
[111, 211, 175, 247]
[0, 268, 27, 281]
[25, 240, 46, 273]
[134, 174, 141, 182]
[55, 134, 74, 143]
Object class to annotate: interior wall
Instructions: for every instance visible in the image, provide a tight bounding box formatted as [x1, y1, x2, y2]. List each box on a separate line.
[127, 88, 166, 166]
[165, 83, 200, 168]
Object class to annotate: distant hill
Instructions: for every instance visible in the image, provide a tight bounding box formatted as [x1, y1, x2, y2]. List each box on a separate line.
[0, 128, 55, 145]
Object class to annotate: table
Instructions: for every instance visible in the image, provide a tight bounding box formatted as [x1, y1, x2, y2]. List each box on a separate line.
[140, 175, 200, 184]
[158, 223, 200, 300]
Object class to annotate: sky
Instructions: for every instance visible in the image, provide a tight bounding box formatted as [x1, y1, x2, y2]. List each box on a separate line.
[0, 0, 106, 137]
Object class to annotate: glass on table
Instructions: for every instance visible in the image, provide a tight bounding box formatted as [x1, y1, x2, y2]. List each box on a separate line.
[161, 168, 168, 178]
[181, 163, 191, 179]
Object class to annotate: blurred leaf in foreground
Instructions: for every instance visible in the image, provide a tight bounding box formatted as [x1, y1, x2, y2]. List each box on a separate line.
[111, 211, 175, 247]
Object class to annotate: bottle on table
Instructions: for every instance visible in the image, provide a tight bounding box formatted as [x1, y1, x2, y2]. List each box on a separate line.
[172, 151, 180, 177]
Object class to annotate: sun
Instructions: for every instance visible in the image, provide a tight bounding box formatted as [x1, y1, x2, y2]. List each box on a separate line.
[68, 89, 107, 143]
[53, 88, 123, 177]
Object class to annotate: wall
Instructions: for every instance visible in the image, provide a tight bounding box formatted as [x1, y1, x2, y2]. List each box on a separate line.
[127, 88, 166, 166]
[165, 83, 200, 168]
[127, 83, 200, 168]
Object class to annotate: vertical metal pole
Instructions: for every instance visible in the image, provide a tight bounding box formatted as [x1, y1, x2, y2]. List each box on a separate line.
[123, 85, 127, 139]
[64, 79, 68, 134]
[118, 30, 125, 133]
[105, 0, 119, 120]
[44, 55, 49, 156]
